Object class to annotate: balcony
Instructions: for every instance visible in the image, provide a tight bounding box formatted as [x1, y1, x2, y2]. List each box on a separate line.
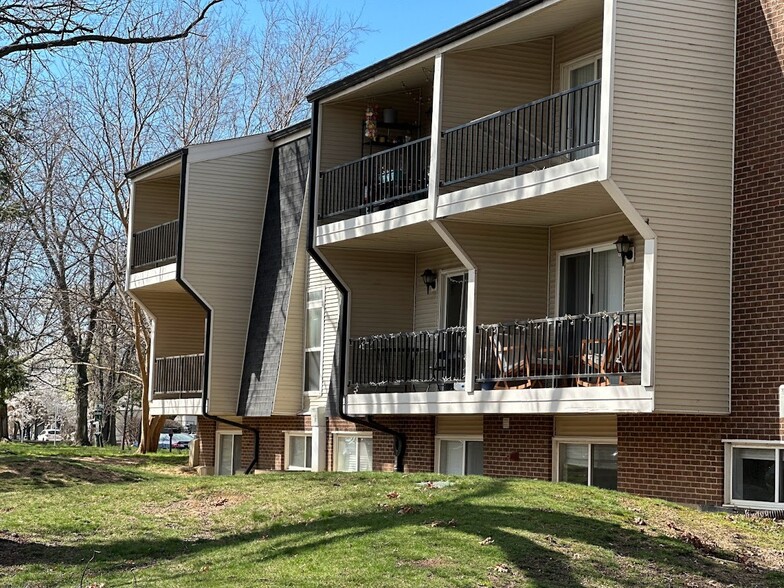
[318, 81, 600, 223]
[131, 219, 179, 271]
[152, 353, 204, 400]
[347, 310, 640, 394]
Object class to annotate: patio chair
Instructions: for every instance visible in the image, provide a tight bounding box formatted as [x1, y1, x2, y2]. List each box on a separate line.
[575, 322, 641, 387]
[486, 333, 535, 390]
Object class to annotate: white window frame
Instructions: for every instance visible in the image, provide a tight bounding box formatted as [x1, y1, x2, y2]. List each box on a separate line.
[214, 429, 243, 476]
[723, 440, 784, 509]
[435, 434, 483, 475]
[560, 51, 602, 91]
[555, 242, 625, 316]
[332, 432, 373, 472]
[552, 437, 618, 487]
[303, 287, 325, 396]
[439, 268, 469, 328]
[284, 431, 313, 471]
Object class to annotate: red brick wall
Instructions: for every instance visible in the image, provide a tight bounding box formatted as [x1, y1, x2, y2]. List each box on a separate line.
[483, 415, 553, 480]
[326, 417, 374, 471]
[617, 415, 729, 505]
[196, 417, 216, 468]
[243, 416, 310, 470]
[734, 0, 784, 440]
[370, 416, 436, 472]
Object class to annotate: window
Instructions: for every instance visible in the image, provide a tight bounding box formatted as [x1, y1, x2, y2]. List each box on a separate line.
[558, 245, 624, 315]
[727, 442, 784, 507]
[555, 440, 617, 490]
[562, 52, 602, 159]
[334, 433, 373, 472]
[436, 436, 483, 475]
[304, 289, 324, 394]
[441, 270, 468, 328]
[285, 432, 312, 470]
[216, 431, 242, 476]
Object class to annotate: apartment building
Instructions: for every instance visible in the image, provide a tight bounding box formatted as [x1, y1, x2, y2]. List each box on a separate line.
[125, 0, 784, 509]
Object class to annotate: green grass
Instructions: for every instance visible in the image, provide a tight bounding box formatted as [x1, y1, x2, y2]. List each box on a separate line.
[1, 443, 783, 587]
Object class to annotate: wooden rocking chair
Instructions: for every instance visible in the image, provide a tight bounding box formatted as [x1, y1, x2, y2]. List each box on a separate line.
[576, 322, 641, 387]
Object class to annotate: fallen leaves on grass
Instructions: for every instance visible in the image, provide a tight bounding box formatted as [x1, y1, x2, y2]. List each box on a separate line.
[480, 536, 494, 546]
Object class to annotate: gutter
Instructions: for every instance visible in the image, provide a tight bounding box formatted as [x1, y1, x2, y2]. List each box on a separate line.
[174, 150, 260, 475]
[305, 102, 407, 472]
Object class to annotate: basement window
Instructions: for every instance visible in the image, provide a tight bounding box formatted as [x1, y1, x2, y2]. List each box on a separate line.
[436, 436, 483, 475]
[554, 439, 618, 490]
[285, 432, 312, 471]
[216, 430, 242, 476]
[725, 441, 784, 508]
[334, 433, 373, 472]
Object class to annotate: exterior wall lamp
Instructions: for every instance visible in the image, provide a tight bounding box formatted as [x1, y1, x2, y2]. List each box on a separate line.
[421, 268, 437, 293]
[614, 235, 634, 266]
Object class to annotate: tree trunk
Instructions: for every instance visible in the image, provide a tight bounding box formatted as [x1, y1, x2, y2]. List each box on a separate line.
[103, 412, 116, 445]
[0, 400, 8, 439]
[75, 362, 90, 445]
[138, 413, 166, 453]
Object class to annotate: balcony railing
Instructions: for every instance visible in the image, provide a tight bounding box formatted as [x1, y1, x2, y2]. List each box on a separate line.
[476, 310, 641, 388]
[348, 327, 466, 389]
[442, 80, 601, 186]
[319, 136, 431, 220]
[152, 353, 204, 400]
[131, 220, 179, 270]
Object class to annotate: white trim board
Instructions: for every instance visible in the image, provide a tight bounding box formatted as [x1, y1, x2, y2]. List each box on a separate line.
[346, 385, 654, 416]
[316, 199, 429, 246]
[128, 263, 177, 290]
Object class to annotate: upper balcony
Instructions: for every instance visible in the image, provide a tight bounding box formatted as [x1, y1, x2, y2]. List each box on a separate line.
[314, 0, 605, 241]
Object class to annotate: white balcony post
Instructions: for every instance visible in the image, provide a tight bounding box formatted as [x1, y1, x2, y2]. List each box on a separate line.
[464, 269, 477, 393]
[428, 53, 444, 221]
[641, 238, 656, 387]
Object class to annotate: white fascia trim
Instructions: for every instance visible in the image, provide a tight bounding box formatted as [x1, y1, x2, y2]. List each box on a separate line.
[346, 385, 654, 415]
[125, 181, 136, 292]
[150, 396, 203, 416]
[599, 0, 617, 180]
[187, 133, 272, 163]
[437, 156, 601, 217]
[128, 263, 178, 290]
[315, 200, 429, 245]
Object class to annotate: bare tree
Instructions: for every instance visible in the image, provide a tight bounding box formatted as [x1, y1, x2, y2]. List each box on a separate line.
[0, 0, 224, 58]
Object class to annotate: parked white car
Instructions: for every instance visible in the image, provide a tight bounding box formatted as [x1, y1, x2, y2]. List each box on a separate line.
[37, 429, 63, 442]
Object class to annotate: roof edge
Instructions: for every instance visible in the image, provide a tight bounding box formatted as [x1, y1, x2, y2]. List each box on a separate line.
[125, 149, 186, 180]
[307, 0, 546, 103]
[267, 119, 311, 142]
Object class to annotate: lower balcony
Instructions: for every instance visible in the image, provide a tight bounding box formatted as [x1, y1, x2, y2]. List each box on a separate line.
[346, 310, 652, 415]
[152, 353, 204, 400]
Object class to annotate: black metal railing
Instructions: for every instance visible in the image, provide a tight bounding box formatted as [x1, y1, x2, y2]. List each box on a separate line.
[348, 327, 466, 389]
[442, 80, 601, 186]
[131, 220, 179, 270]
[153, 353, 204, 399]
[319, 136, 431, 220]
[476, 310, 641, 388]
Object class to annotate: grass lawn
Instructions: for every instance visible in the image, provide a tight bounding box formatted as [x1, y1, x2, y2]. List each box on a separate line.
[1, 443, 783, 587]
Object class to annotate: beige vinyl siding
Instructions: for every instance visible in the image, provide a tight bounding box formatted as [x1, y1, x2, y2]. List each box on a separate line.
[442, 221, 548, 324]
[133, 175, 180, 231]
[554, 415, 617, 437]
[182, 150, 272, 415]
[552, 17, 603, 92]
[414, 248, 462, 331]
[321, 249, 415, 338]
[610, 0, 734, 413]
[436, 415, 483, 436]
[309, 258, 341, 400]
[441, 39, 553, 130]
[135, 289, 206, 358]
[548, 213, 643, 315]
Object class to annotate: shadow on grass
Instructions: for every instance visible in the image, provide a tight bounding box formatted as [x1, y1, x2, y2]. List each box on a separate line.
[3, 480, 782, 587]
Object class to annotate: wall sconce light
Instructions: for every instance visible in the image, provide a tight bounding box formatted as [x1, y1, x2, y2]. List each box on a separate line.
[421, 268, 437, 294]
[614, 235, 634, 266]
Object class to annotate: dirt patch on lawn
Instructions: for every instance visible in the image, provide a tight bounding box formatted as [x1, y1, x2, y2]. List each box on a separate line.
[0, 457, 142, 487]
[140, 492, 247, 520]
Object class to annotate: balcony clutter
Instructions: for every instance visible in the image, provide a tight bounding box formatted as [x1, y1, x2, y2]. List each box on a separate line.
[348, 310, 641, 392]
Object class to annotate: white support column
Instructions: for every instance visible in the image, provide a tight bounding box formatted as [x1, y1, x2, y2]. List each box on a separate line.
[310, 405, 327, 471]
[427, 53, 444, 221]
[641, 238, 656, 388]
[431, 221, 477, 393]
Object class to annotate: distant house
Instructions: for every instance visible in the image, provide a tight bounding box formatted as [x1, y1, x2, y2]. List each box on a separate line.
[126, 0, 784, 510]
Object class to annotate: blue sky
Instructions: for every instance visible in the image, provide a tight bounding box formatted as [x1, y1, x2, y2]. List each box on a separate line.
[328, 1, 504, 69]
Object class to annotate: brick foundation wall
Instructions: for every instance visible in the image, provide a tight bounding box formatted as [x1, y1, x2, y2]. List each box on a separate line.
[326, 417, 374, 471]
[243, 416, 310, 470]
[483, 415, 553, 479]
[196, 417, 215, 469]
[617, 415, 729, 505]
[370, 416, 436, 472]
